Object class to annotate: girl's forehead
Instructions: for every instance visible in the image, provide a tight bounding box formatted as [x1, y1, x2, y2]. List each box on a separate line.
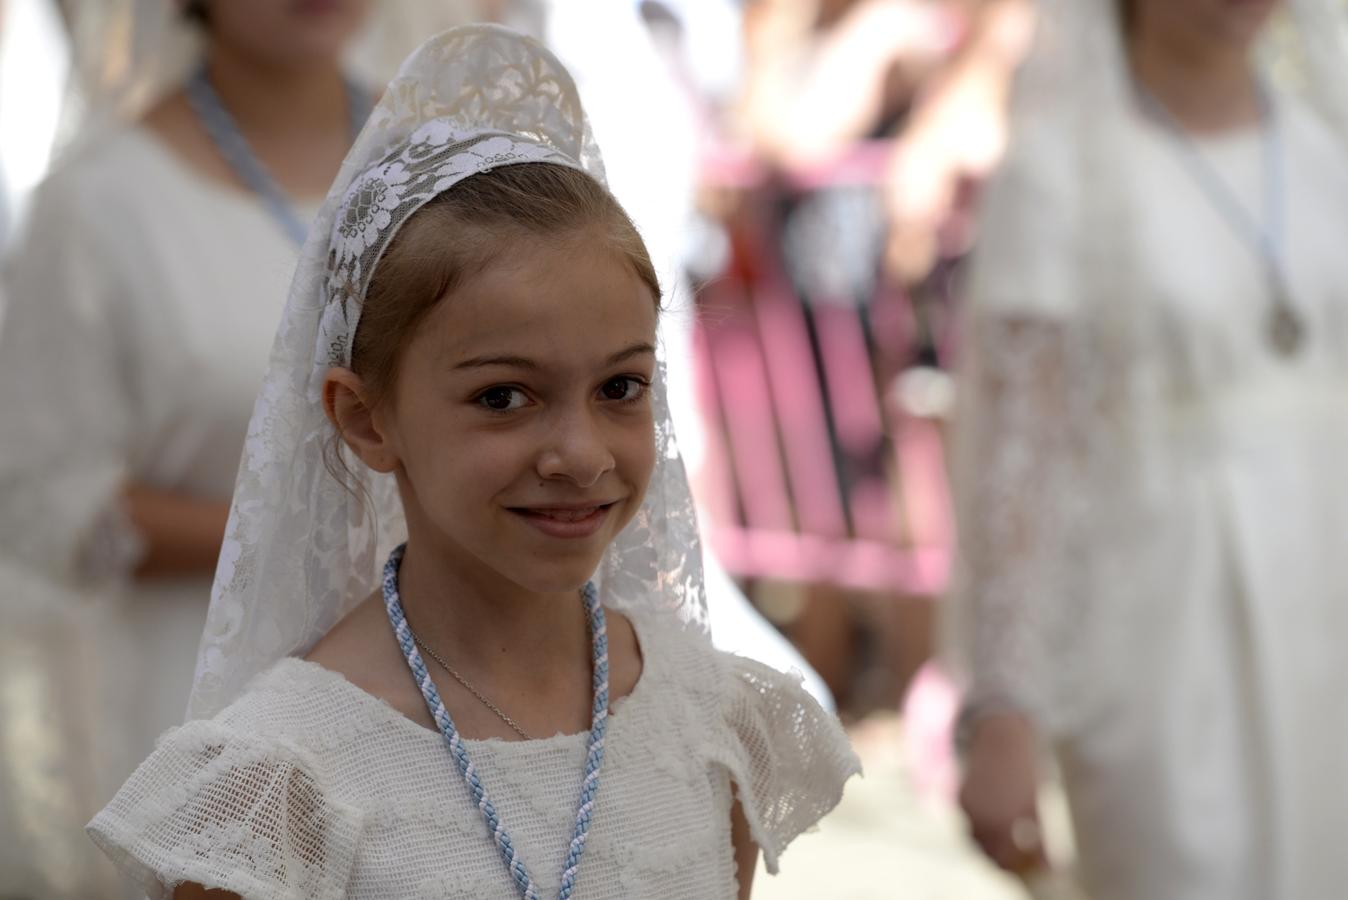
[420, 239, 658, 366]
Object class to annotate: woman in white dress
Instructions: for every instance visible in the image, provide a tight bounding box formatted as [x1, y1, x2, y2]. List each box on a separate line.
[0, 2, 371, 895]
[947, 1, 1348, 898]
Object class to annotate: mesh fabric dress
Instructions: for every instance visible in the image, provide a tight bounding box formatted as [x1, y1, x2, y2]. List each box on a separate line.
[89, 607, 859, 899]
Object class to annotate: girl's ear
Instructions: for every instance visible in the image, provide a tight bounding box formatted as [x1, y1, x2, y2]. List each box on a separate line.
[322, 367, 399, 473]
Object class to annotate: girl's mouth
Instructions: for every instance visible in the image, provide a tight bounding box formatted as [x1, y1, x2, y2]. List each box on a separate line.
[510, 502, 616, 539]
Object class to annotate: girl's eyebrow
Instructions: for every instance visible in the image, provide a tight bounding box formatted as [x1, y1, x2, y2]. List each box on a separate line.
[453, 354, 539, 371]
[453, 342, 655, 371]
[605, 342, 656, 365]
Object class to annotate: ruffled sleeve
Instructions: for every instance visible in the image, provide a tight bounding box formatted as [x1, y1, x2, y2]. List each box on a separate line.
[943, 105, 1133, 737]
[707, 654, 861, 874]
[943, 313, 1082, 728]
[87, 719, 363, 900]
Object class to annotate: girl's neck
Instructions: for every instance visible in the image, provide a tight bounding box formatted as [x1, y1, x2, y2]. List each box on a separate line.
[1127, 20, 1261, 134]
[393, 540, 590, 677]
[203, 41, 349, 139]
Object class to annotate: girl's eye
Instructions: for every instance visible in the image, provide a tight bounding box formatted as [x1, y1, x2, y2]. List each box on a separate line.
[476, 386, 529, 411]
[600, 376, 648, 403]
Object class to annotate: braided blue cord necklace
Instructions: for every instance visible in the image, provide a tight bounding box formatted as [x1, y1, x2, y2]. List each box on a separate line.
[381, 544, 610, 900]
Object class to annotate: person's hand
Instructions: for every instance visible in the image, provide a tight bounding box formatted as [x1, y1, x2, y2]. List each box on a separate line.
[883, 0, 1035, 284]
[884, 126, 962, 283]
[959, 711, 1049, 875]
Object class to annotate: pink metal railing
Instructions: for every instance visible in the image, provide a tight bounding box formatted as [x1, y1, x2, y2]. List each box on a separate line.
[691, 141, 956, 595]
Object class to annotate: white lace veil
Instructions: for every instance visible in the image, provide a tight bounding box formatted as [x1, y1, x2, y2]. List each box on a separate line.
[188, 24, 706, 721]
[945, 0, 1348, 736]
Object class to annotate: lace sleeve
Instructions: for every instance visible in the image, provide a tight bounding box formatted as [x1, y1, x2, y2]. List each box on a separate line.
[944, 310, 1098, 734]
[706, 654, 861, 874]
[0, 173, 144, 584]
[87, 719, 363, 900]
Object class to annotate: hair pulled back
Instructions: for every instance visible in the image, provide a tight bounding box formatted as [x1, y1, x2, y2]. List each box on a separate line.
[351, 162, 660, 406]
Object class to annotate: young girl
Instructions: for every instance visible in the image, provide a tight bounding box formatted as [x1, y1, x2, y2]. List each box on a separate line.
[87, 25, 858, 900]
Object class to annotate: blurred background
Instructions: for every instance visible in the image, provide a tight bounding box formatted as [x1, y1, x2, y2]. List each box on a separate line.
[2, 1, 1345, 899]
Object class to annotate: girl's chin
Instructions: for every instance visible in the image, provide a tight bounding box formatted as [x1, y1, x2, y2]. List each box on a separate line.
[486, 540, 609, 595]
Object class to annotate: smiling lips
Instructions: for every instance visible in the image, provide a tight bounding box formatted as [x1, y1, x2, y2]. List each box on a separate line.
[511, 502, 617, 539]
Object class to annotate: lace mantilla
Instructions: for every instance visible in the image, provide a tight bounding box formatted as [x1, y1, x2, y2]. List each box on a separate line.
[192, 25, 705, 721]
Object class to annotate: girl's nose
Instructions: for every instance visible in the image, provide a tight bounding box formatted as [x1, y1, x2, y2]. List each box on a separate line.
[535, 409, 616, 488]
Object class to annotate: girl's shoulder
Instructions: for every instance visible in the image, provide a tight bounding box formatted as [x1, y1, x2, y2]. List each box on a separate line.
[623, 602, 808, 711]
[625, 603, 808, 703]
[216, 654, 396, 745]
[301, 590, 435, 733]
[624, 607, 862, 873]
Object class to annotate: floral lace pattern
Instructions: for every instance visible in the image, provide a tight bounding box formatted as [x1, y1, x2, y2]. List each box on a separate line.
[191, 25, 706, 721]
[945, 315, 1121, 732]
[319, 129, 571, 356]
[88, 721, 362, 899]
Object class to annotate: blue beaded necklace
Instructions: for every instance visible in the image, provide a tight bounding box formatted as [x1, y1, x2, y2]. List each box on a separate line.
[381, 544, 610, 900]
[186, 65, 370, 246]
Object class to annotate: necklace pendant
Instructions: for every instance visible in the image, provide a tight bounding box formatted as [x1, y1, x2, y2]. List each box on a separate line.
[1268, 301, 1305, 358]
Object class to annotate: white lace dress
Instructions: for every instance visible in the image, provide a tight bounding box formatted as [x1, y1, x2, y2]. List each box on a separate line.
[0, 127, 308, 898]
[952, 94, 1348, 900]
[87, 606, 860, 899]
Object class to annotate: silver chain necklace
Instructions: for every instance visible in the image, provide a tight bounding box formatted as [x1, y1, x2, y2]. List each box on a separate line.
[1136, 78, 1306, 358]
[408, 629, 534, 740]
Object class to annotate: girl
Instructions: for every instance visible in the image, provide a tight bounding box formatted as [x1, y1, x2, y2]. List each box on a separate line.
[948, 0, 1348, 897]
[87, 25, 859, 900]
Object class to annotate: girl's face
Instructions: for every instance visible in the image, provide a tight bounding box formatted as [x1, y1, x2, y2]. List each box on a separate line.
[376, 230, 659, 595]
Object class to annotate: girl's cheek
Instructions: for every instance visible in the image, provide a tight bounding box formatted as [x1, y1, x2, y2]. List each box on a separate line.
[627, 428, 658, 486]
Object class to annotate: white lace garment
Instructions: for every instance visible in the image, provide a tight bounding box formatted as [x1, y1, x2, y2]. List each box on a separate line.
[88, 607, 860, 899]
[950, 76, 1348, 898]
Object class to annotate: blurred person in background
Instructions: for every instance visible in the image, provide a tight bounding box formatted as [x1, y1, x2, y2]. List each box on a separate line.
[739, 0, 1033, 285]
[881, 0, 1032, 286]
[740, 0, 965, 168]
[0, 1, 376, 895]
[948, 0, 1348, 898]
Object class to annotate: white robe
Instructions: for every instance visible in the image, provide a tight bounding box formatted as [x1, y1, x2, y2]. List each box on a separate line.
[1061, 99, 1348, 900]
[0, 126, 308, 899]
[955, 93, 1348, 900]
